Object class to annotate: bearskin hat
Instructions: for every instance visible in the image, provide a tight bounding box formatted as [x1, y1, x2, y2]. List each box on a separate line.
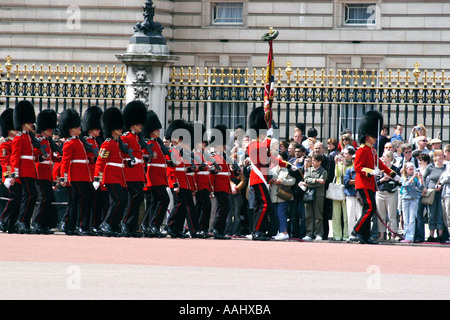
[210, 124, 228, 147]
[101, 107, 124, 139]
[58, 108, 81, 138]
[358, 110, 383, 144]
[248, 106, 267, 133]
[13, 100, 36, 130]
[142, 110, 162, 138]
[36, 109, 57, 133]
[0, 108, 15, 137]
[165, 119, 193, 148]
[122, 100, 148, 130]
[81, 106, 103, 136]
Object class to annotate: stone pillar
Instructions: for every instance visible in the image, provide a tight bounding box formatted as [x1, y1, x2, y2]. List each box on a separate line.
[116, 0, 179, 127]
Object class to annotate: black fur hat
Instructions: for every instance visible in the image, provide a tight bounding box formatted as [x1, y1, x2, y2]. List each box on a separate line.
[123, 100, 148, 130]
[13, 100, 36, 130]
[36, 109, 57, 133]
[248, 106, 267, 132]
[0, 108, 15, 137]
[358, 110, 383, 144]
[210, 124, 228, 146]
[82, 106, 103, 135]
[58, 108, 81, 138]
[142, 110, 162, 138]
[101, 107, 124, 139]
[165, 119, 193, 148]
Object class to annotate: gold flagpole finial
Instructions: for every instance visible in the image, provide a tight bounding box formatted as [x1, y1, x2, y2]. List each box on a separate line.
[261, 26, 279, 41]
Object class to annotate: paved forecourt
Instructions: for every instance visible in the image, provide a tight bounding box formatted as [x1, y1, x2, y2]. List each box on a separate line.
[0, 233, 449, 300]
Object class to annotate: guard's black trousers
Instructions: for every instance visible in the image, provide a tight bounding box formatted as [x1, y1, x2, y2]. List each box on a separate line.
[212, 191, 230, 234]
[167, 188, 199, 234]
[0, 183, 22, 231]
[252, 182, 273, 233]
[143, 185, 170, 228]
[122, 181, 144, 230]
[103, 183, 127, 228]
[17, 177, 38, 226]
[354, 188, 377, 241]
[32, 179, 55, 228]
[196, 188, 212, 232]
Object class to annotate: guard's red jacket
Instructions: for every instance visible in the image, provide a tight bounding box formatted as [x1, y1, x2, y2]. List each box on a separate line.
[34, 136, 60, 181]
[10, 131, 37, 181]
[354, 143, 396, 191]
[210, 152, 233, 193]
[60, 136, 92, 182]
[121, 131, 145, 182]
[194, 150, 212, 192]
[166, 147, 190, 190]
[94, 138, 127, 187]
[146, 138, 168, 187]
[0, 137, 13, 183]
[248, 136, 290, 186]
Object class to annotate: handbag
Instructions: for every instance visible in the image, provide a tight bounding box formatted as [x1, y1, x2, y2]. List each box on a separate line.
[421, 188, 436, 205]
[303, 187, 316, 203]
[277, 184, 293, 201]
[326, 176, 346, 201]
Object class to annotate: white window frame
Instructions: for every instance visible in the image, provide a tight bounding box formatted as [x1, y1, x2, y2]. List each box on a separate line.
[212, 2, 244, 25]
[343, 3, 377, 26]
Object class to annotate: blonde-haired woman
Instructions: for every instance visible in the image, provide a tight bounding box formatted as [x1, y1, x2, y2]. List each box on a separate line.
[400, 162, 423, 243]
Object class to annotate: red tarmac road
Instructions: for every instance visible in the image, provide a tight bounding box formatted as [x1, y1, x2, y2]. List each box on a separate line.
[1, 233, 450, 300]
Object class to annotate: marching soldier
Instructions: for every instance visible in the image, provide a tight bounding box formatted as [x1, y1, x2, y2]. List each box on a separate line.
[247, 106, 297, 240]
[142, 110, 170, 238]
[193, 123, 213, 238]
[353, 110, 400, 244]
[94, 107, 128, 237]
[209, 124, 235, 239]
[32, 109, 59, 234]
[165, 119, 203, 238]
[9, 100, 39, 234]
[58, 108, 94, 236]
[0, 108, 20, 233]
[81, 105, 107, 235]
[120, 100, 147, 237]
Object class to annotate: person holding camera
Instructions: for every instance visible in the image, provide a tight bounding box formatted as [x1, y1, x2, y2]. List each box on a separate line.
[400, 162, 424, 243]
[375, 151, 401, 242]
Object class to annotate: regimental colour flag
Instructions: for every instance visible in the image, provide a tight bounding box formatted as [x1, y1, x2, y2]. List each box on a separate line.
[263, 40, 275, 129]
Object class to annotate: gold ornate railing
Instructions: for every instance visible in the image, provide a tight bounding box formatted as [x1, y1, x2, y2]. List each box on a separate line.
[0, 56, 127, 113]
[167, 62, 450, 143]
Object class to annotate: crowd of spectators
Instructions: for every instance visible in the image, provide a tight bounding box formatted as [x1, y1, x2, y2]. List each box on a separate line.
[228, 122, 450, 244]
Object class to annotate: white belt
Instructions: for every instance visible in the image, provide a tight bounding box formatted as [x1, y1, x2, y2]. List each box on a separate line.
[20, 155, 35, 160]
[39, 161, 52, 165]
[148, 163, 166, 168]
[197, 171, 210, 175]
[124, 158, 144, 164]
[106, 162, 125, 168]
[216, 172, 231, 176]
[71, 159, 88, 164]
[186, 172, 195, 176]
[175, 167, 186, 172]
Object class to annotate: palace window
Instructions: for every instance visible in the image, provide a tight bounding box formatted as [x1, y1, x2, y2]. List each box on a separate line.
[343, 3, 376, 26]
[212, 2, 244, 25]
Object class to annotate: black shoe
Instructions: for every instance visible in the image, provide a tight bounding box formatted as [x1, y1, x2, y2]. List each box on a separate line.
[211, 228, 231, 239]
[30, 222, 45, 234]
[75, 227, 91, 236]
[100, 223, 118, 237]
[166, 226, 182, 238]
[119, 223, 133, 237]
[149, 225, 166, 238]
[89, 227, 101, 236]
[0, 220, 7, 233]
[15, 221, 31, 234]
[252, 231, 270, 241]
[366, 237, 379, 245]
[42, 227, 54, 235]
[351, 230, 366, 244]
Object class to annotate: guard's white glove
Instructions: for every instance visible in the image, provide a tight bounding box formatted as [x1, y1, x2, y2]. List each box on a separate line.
[394, 175, 401, 182]
[372, 168, 381, 177]
[131, 158, 139, 166]
[290, 165, 298, 171]
[266, 128, 273, 137]
[4, 178, 11, 189]
[93, 181, 100, 190]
